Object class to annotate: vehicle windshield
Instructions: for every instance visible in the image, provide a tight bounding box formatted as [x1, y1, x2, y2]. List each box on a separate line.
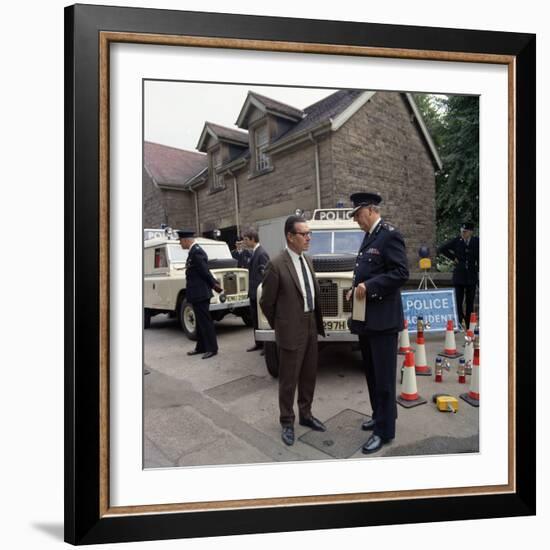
[309, 230, 364, 255]
[168, 242, 233, 263]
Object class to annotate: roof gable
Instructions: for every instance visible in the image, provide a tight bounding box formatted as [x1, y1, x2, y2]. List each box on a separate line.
[196, 122, 249, 152]
[236, 91, 304, 129]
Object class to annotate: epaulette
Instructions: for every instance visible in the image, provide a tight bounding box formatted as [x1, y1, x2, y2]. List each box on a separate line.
[382, 222, 395, 232]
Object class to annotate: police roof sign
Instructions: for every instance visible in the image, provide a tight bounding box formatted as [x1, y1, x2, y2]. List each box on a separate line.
[312, 208, 354, 221]
[401, 289, 460, 332]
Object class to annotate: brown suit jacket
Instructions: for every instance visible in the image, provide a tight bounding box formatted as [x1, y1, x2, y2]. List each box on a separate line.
[260, 249, 325, 350]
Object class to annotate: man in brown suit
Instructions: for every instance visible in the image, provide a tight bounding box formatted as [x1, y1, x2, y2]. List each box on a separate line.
[260, 215, 326, 446]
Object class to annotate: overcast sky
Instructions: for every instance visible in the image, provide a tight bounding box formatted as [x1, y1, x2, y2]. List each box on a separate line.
[144, 81, 337, 152]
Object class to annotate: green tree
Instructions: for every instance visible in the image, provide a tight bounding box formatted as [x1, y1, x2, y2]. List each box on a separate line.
[413, 93, 479, 246]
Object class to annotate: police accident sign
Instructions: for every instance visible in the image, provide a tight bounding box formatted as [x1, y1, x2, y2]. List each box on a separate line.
[400, 289, 460, 332]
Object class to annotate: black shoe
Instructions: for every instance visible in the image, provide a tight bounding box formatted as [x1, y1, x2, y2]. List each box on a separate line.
[299, 416, 327, 432]
[201, 351, 217, 359]
[281, 426, 295, 446]
[187, 349, 202, 356]
[361, 434, 391, 454]
[246, 344, 262, 352]
[361, 418, 376, 431]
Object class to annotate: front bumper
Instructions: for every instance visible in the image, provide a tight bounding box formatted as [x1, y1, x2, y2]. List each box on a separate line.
[255, 329, 358, 342]
[209, 298, 250, 311]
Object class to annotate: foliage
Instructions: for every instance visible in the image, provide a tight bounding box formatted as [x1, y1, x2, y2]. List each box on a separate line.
[413, 93, 479, 245]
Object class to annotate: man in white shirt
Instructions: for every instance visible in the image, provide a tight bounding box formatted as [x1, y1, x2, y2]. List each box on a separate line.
[260, 215, 327, 446]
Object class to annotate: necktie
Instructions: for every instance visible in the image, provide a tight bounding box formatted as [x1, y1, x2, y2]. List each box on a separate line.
[299, 256, 314, 312]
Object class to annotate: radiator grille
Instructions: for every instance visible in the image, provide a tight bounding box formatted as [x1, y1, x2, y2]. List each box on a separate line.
[223, 272, 238, 295]
[318, 280, 338, 317]
[343, 288, 352, 313]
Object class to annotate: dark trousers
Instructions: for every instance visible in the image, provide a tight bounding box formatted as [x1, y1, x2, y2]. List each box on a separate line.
[250, 298, 262, 348]
[278, 313, 318, 426]
[358, 332, 398, 440]
[192, 300, 218, 353]
[455, 285, 476, 327]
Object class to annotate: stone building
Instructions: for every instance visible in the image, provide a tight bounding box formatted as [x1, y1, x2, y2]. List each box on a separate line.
[143, 141, 206, 229]
[145, 89, 442, 266]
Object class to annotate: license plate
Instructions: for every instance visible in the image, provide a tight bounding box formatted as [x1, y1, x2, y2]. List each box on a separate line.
[225, 294, 246, 302]
[323, 320, 347, 331]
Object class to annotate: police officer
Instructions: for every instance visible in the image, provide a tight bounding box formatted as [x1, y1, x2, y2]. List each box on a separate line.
[177, 229, 223, 359]
[437, 222, 479, 329]
[347, 192, 409, 454]
[231, 239, 252, 268]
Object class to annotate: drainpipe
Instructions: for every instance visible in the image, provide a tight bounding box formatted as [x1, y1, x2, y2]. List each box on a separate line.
[309, 133, 322, 209]
[228, 169, 240, 237]
[190, 188, 200, 235]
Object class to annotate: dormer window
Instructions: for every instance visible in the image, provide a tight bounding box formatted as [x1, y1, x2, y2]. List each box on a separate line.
[210, 146, 225, 190]
[253, 123, 271, 173]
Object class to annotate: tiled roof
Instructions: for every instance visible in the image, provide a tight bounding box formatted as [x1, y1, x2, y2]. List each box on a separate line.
[144, 142, 207, 187]
[274, 89, 364, 143]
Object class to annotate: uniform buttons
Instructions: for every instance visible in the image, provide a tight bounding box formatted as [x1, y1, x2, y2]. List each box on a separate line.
[356, 263, 358, 267]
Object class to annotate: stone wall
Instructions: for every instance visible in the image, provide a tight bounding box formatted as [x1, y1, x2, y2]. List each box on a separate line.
[331, 92, 437, 266]
[143, 167, 195, 230]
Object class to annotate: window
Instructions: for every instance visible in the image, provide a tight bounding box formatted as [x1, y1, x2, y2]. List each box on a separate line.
[210, 147, 224, 190]
[309, 231, 364, 255]
[254, 124, 271, 172]
[154, 247, 168, 269]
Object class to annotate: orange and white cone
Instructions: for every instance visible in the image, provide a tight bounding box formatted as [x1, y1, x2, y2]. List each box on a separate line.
[440, 320, 463, 358]
[397, 351, 427, 408]
[461, 344, 480, 407]
[464, 330, 474, 374]
[398, 320, 412, 354]
[415, 332, 432, 376]
[469, 312, 478, 332]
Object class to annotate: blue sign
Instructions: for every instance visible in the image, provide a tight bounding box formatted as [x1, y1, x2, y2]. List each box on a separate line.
[401, 289, 460, 333]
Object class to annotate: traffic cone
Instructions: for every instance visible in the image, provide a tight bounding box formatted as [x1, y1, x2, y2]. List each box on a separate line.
[434, 356, 443, 382]
[397, 351, 427, 408]
[457, 358, 466, 384]
[464, 330, 474, 374]
[414, 332, 432, 376]
[461, 343, 480, 407]
[439, 320, 463, 358]
[469, 312, 478, 332]
[398, 320, 412, 354]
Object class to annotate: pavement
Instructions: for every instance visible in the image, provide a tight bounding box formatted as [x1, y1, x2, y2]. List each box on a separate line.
[144, 315, 479, 468]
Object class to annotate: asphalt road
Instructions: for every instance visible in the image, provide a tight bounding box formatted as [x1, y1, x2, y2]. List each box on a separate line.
[144, 314, 479, 468]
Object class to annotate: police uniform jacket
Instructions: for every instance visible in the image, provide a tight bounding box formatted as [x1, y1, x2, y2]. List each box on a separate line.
[350, 220, 409, 334]
[437, 236, 479, 286]
[260, 250, 325, 351]
[185, 244, 218, 304]
[248, 245, 270, 301]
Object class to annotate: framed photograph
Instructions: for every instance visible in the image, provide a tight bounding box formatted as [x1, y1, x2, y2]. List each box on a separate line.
[65, 4, 536, 545]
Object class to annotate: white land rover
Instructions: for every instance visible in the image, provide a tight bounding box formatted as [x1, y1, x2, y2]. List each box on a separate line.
[144, 228, 251, 339]
[255, 208, 363, 377]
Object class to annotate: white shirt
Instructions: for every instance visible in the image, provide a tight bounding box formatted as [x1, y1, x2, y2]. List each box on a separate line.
[286, 247, 316, 312]
[368, 217, 382, 236]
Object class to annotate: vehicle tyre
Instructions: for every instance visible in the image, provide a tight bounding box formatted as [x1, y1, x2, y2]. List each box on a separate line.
[264, 342, 279, 378]
[312, 254, 356, 272]
[178, 298, 198, 340]
[144, 308, 152, 329]
[239, 308, 253, 327]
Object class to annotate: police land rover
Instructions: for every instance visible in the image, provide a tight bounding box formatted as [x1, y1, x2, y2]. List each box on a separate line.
[144, 228, 251, 339]
[255, 208, 362, 377]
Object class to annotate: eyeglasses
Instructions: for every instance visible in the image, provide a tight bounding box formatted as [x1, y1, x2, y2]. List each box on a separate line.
[292, 231, 312, 238]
